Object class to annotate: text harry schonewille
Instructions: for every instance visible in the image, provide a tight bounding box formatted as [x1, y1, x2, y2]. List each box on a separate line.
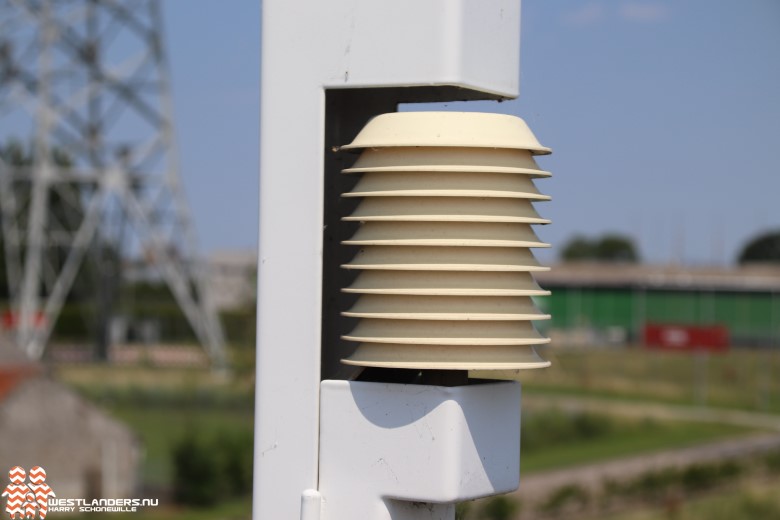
[48, 498, 159, 513]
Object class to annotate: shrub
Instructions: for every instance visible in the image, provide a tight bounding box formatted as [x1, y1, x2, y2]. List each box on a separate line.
[217, 430, 254, 496]
[172, 430, 254, 507]
[572, 412, 613, 439]
[626, 467, 680, 499]
[681, 463, 721, 492]
[479, 496, 520, 520]
[599, 478, 624, 508]
[539, 484, 590, 515]
[737, 495, 780, 519]
[172, 435, 224, 507]
[764, 449, 780, 474]
[522, 410, 614, 453]
[455, 501, 472, 520]
[717, 460, 743, 480]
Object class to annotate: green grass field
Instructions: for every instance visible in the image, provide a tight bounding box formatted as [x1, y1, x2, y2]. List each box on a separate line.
[474, 346, 780, 413]
[53, 363, 255, 488]
[51, 344, 779, 520]
[109, 407, 253, 487]
[50, 363, 760, 504]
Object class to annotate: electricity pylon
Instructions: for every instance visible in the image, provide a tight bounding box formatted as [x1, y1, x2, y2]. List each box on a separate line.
[0, 0, 226, 367]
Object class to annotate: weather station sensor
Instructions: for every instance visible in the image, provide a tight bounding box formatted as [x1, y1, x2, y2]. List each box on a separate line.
[257, 1, 552, 519]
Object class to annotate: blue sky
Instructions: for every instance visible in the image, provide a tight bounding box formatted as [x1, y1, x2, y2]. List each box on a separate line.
[162, 1, 261, 257]
[164, 0, 779, 265]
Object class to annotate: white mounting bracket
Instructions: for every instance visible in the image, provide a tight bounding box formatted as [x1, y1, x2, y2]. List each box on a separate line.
[317, 380, 521, 520]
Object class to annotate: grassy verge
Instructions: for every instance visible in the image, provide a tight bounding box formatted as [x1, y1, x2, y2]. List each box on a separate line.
[54, 363, 255, 404]
[602, 477, 780, 520]
[521, 419, 755, 474]
[473, 346, 780, 414]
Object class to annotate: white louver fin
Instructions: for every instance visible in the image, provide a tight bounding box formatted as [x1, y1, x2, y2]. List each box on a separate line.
[343, 246, 548, 272]
[343, 344, 550, 370]
[343, 197, 549, 224]
[343, 222, 549, 248]
[343, 171, 550, 200]
[343, 147, 550, 176]
[343, 320, 550, 345]
[343, 295, 550, 321]
[343, 271, 549, 296]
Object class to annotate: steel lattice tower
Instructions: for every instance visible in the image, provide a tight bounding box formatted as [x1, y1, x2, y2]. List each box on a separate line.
[0, 0, 226, 366]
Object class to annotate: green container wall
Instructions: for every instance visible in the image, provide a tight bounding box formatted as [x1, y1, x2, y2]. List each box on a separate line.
[546, 287, 780, 345]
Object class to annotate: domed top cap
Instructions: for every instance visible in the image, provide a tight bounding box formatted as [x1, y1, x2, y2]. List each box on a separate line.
[341, 112, 551, 155]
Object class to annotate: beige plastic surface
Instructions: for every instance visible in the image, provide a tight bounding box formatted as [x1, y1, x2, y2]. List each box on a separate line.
[343, 222, 549, 248]
[343, 197, 550, 223]
[343, 147, 551, 177]
[342, 295, 549, 321]
[338, 111, 552, 370]
[343, 271, 550, 296]
[343, 247, 548, 271]
[343, 320, 550, 345]
[343, 171, 550, 200]
[342, 344, 551, 370]
[340, 112, 552, 154]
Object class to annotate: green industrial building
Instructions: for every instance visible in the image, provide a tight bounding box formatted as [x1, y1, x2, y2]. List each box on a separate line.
[535, 264, 780, 347]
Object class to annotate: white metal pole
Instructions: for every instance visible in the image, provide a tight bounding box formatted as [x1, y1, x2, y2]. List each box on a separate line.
[255, 2, 522, 518]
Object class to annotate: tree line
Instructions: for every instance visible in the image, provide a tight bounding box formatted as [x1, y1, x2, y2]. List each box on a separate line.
[560, 231, 780, 264]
